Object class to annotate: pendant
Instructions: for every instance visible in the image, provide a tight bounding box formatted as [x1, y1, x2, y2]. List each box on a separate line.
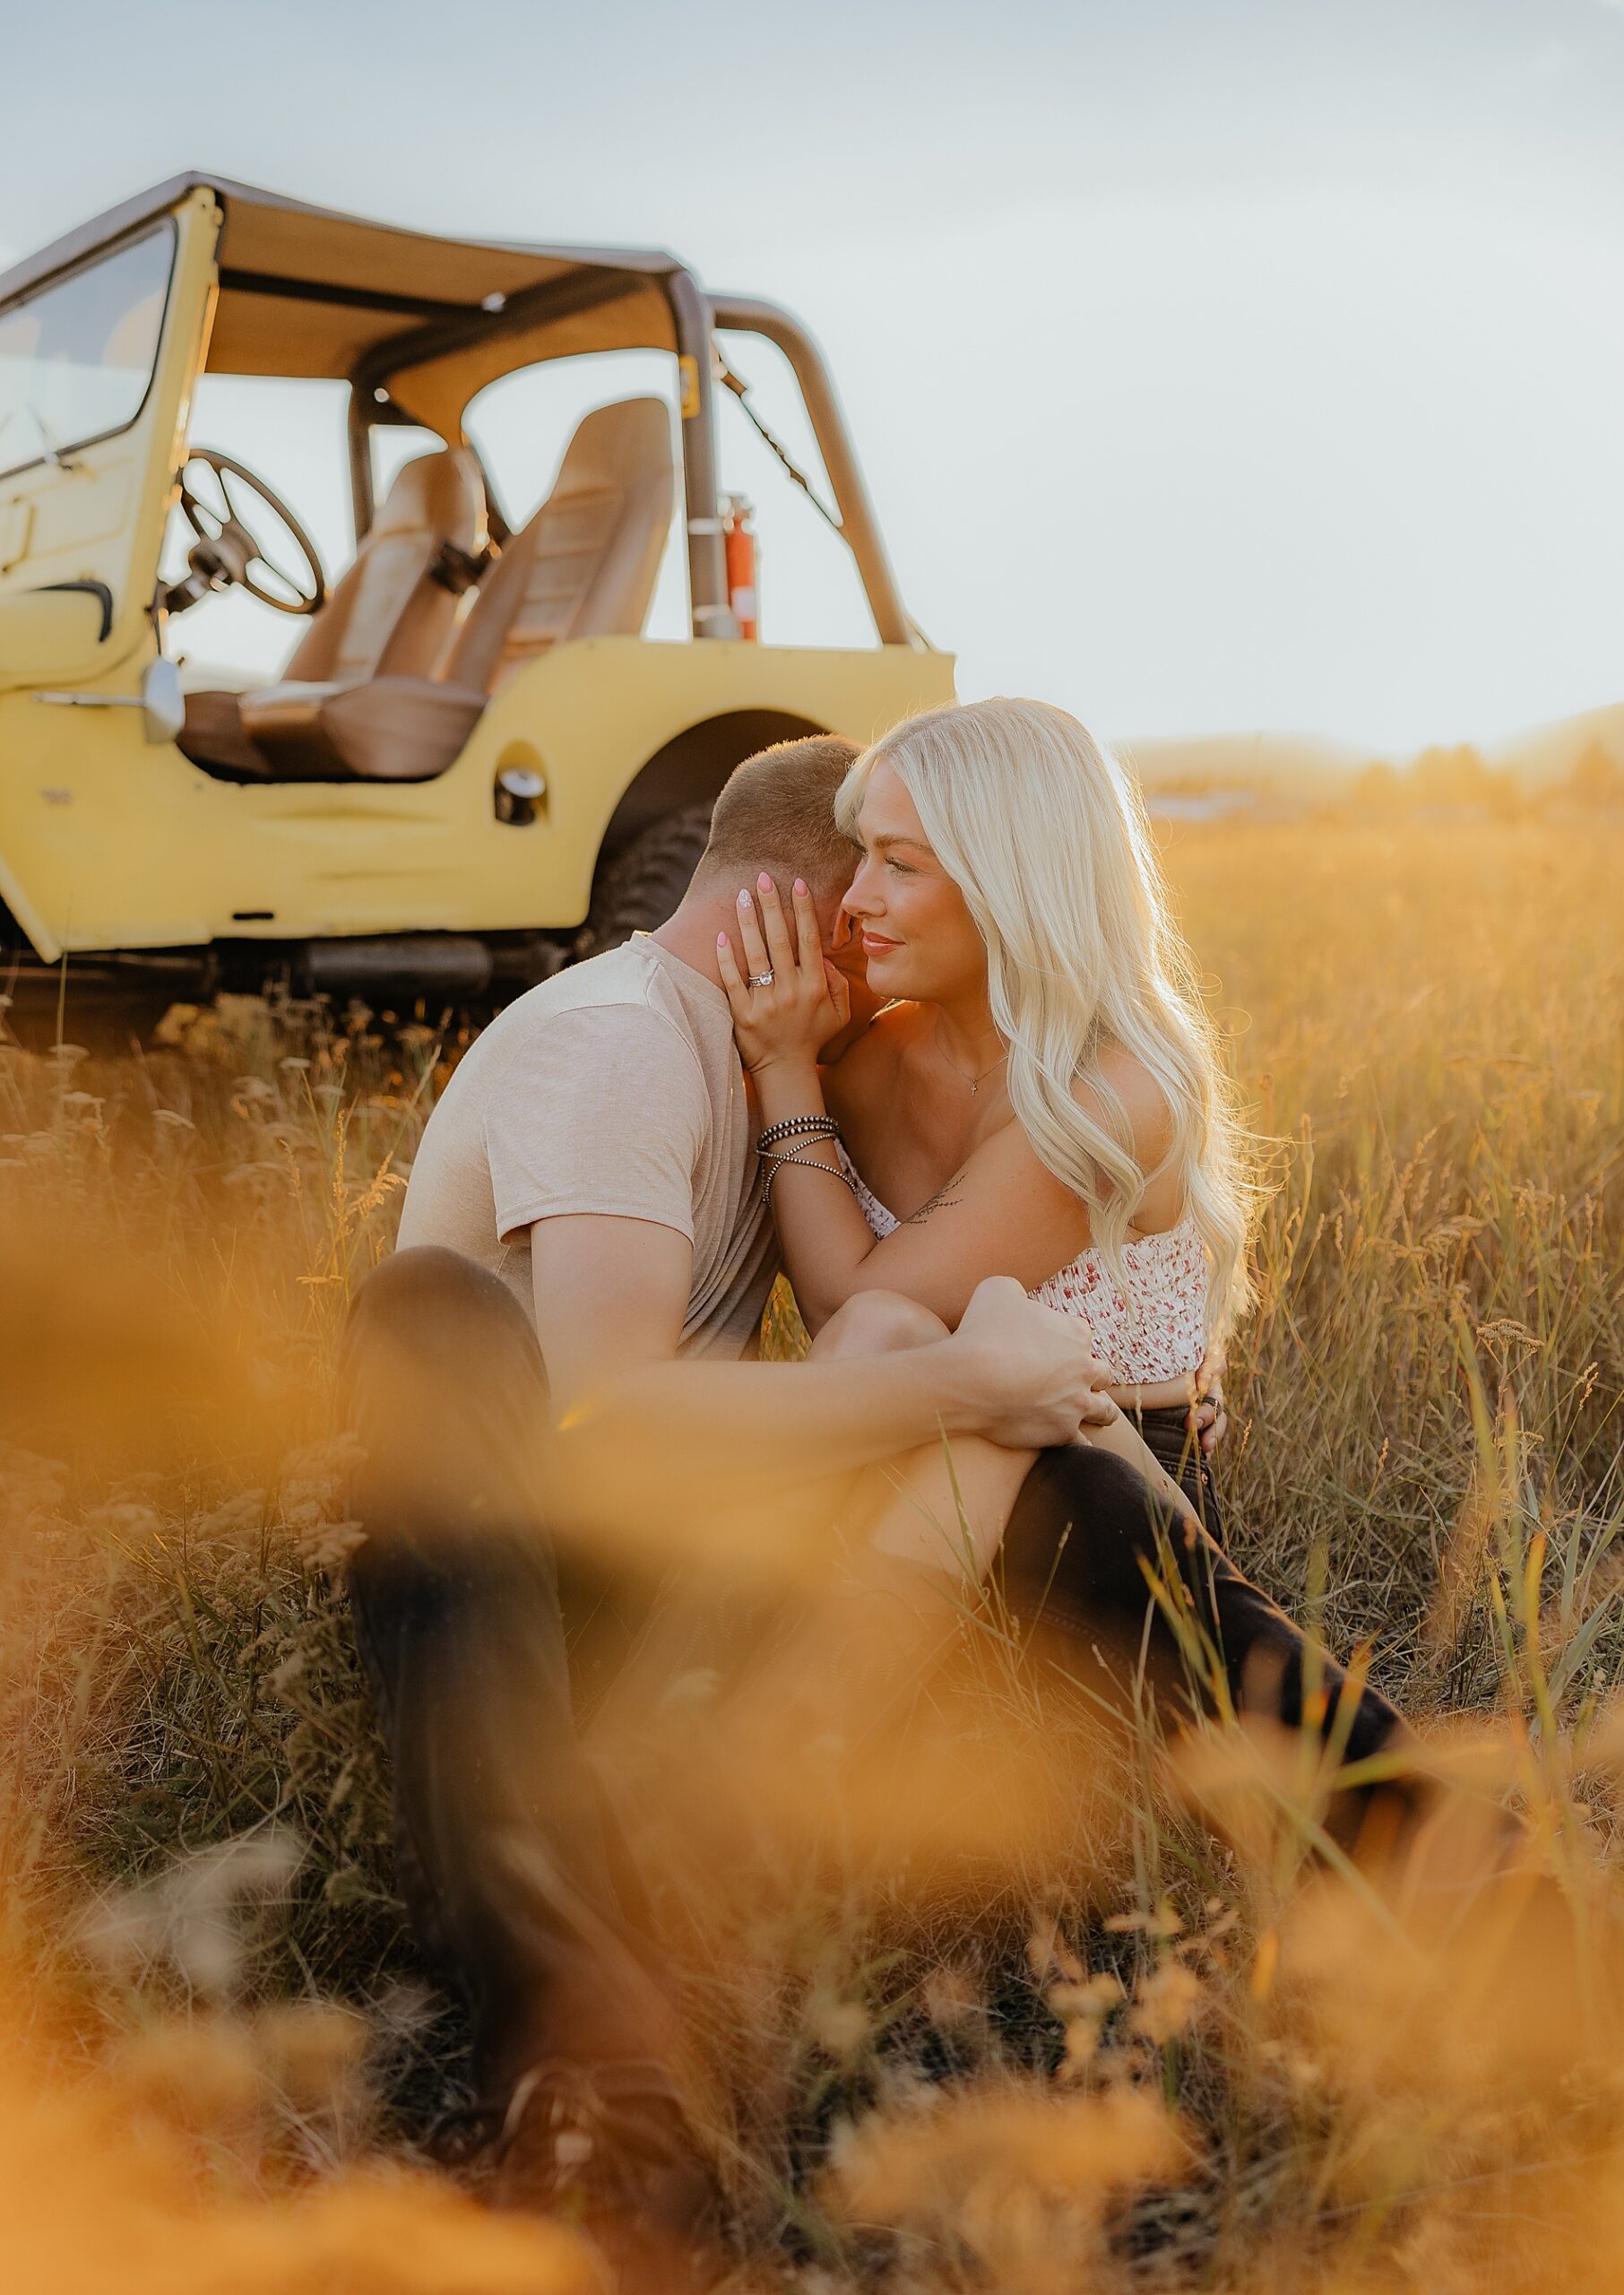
[970, 1080, 978, 1095]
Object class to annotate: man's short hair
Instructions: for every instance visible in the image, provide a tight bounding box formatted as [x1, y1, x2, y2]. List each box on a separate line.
[696, 735, 861, 898]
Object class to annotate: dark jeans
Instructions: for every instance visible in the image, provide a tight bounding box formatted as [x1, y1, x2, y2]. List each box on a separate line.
[1133, 1401, 1223, 1542]
[341, 1246, 1403, 2109]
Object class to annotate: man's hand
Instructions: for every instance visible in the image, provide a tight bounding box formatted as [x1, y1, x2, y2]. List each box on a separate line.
[946, 1277, 1118, 1450]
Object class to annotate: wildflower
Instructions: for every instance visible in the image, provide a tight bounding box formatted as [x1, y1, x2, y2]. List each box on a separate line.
[1129, 1961, 1202, 2046]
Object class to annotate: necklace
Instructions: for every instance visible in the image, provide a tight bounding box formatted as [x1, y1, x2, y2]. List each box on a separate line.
[932, 1020, 1008, 1096]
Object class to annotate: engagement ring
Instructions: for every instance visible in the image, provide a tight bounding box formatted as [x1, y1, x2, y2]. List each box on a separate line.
[751, 969, 774, 987]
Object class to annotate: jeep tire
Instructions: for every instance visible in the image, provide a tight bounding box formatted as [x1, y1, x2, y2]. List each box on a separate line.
[585, 801, 715, 952]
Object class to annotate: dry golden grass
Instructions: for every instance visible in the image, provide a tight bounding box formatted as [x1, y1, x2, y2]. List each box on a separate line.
[1, 814, 1620, 2291]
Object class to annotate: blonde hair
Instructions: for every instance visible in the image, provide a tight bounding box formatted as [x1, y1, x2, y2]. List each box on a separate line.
[836, 697, 1257, 1344]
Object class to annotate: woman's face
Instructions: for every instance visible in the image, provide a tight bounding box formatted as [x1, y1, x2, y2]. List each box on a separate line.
[842, 759, 988, 1006]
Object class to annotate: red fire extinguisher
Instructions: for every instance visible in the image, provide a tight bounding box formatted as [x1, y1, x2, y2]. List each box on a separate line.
[723, 494, 758, 640]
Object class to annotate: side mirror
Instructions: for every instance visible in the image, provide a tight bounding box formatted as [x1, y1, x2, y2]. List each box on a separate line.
[141, 655, 186, 745]
[29, 645, 189, 744]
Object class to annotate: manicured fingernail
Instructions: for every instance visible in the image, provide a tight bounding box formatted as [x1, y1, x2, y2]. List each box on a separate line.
[738, 888, 751, 907]
[717, 931, 729, 948]
[794, 878, 808, 896]
[758, 871, 773, 891]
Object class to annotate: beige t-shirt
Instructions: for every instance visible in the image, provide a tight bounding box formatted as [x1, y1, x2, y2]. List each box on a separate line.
[397, 939, 777, 1359]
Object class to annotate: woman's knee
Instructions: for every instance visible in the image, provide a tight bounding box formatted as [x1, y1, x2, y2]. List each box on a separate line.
[810, 1288, 949, 1361]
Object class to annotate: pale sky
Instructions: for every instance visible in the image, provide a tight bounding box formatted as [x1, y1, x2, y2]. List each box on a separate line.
[6, 0, 1624, 754]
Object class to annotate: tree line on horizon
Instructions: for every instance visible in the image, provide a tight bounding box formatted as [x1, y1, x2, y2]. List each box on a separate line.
[1349, 735, 1624, 815]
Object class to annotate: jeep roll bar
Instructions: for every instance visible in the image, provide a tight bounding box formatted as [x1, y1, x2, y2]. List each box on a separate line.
[708, 291, 911, 650]
[666, 268, 734, 639]
[346, 266, 916, 652]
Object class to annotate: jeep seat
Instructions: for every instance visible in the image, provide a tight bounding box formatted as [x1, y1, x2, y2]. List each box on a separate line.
[177, 446, 484, 777]
[237, 396, 675, 784]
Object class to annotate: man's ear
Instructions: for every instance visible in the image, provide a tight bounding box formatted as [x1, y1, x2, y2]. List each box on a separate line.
[812, 885, 854, 951]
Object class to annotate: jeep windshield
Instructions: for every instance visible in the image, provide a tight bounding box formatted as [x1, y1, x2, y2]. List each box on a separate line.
[0, 221, 174, 481]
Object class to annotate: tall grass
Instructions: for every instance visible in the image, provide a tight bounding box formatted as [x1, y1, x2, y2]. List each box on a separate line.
[1, 817, 1621, 2291]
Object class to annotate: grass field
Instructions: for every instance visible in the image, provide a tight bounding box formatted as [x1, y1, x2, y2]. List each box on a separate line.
[2, 815, 1621, 2292]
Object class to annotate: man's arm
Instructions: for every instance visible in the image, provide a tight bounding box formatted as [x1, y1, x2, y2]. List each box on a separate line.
[531, 1216, 1117, 1512]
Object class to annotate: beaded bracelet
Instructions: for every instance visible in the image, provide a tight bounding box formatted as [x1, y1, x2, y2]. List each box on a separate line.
[759, 1145, 860, 1208]
[757, 1113, 840, 1152]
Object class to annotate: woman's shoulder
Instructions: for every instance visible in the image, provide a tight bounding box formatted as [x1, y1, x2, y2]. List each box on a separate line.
[1075, 1042, 1176, 1165]
[1067, 1043, 1191, 1234]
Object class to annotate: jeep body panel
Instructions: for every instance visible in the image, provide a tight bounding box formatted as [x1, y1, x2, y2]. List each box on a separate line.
[0, 637, 954, 960]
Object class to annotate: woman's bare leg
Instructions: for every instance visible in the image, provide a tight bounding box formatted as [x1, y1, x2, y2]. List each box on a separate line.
[808, 1296, 1410, 1805]
[808, 1291, 1037, 1582]
[809, 1293, 1196, 1580]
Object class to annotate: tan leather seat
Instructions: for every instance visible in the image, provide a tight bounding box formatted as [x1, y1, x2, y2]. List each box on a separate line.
[442, 395, 675, 692]
[238, 398, 674, 784]
[178, 446, 483, 776]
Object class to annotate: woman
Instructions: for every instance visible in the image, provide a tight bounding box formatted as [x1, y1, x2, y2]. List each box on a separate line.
[717, 696, 1256, 1582]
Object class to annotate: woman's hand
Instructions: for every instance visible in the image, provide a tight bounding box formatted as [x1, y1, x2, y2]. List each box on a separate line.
[1109, 1345, 1230, 1457]
[1193, 1377, 1227, 1456]
[1189, 1341, 1229, 1456]
[718, 874, 851, 1074]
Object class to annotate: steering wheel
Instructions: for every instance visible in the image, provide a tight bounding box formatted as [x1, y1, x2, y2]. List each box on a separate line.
[177, 448, 327, 616]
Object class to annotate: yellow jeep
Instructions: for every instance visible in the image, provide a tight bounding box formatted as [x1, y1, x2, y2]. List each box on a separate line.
[0, 174, 954, 1033]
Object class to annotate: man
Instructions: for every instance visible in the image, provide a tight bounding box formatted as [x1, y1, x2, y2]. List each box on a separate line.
[341, 735, 1404, 2260]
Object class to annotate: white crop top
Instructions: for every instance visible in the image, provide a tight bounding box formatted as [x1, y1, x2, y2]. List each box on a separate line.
[837, 1144, 1208, 1384]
